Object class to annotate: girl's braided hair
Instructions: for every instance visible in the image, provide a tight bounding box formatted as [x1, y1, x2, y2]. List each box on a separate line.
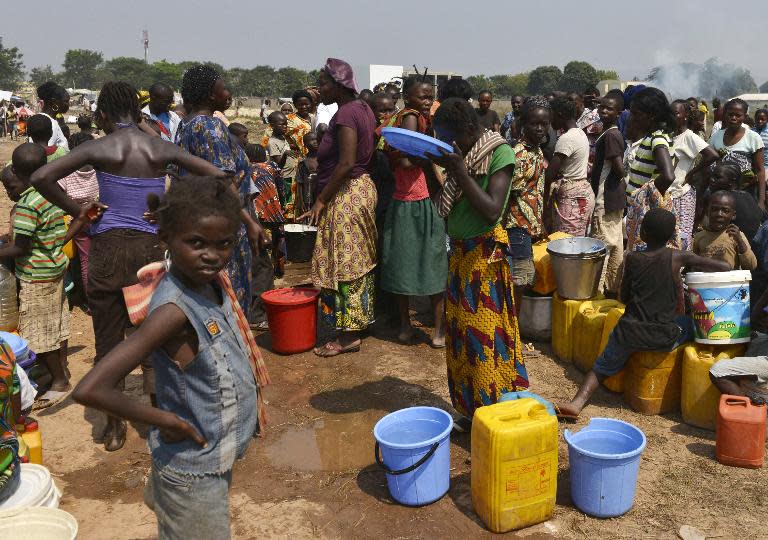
[158, 174, 242, 235]
[96, 81, 141, 123]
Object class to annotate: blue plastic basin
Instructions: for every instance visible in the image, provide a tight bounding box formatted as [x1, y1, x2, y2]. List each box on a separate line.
[564, 418, 646, 518]
[380, 127, 453, 158]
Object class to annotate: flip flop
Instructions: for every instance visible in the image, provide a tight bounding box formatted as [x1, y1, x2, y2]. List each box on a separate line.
[250, 321, 270, 332]
[32, 389, 71, 411]
[554, 405, 579, 423]
[430, 336, 446, 349]
[313, 341, 361, 358]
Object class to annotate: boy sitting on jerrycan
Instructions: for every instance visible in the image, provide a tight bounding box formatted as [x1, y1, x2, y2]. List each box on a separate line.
[556, 209, 729, 419]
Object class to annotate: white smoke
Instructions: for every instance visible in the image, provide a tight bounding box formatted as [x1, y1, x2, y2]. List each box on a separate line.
[649, 51, 701, 98]
[648, 51, 757, 100]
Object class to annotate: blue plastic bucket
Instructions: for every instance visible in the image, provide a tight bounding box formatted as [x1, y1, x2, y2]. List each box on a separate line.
[373, 406, 452, 506]
[564, 418, 646, 518]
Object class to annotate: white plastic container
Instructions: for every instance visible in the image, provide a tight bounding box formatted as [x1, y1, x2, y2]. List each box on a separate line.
[518, 295, 552, 341]
[685, 271, 751, 344]
[0, 507, 78, 540]
[0, 464, 62, 510]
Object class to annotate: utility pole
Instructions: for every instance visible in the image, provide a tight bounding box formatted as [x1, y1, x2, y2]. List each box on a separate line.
[142, 30, 149, 64]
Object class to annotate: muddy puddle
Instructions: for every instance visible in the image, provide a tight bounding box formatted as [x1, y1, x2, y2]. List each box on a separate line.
[265, 410, 385, 472]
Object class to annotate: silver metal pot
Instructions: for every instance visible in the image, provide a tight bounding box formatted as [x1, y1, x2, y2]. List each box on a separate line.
[546, 237, 607, 300]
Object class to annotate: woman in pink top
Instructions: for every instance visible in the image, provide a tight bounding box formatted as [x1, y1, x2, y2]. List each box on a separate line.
[379, 80, 447, 347]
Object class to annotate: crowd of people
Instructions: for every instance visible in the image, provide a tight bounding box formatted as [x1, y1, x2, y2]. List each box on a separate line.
[1, 57, 768, 537]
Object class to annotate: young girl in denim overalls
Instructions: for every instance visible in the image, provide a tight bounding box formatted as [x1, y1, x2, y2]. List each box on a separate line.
[74, 176, 267, 539]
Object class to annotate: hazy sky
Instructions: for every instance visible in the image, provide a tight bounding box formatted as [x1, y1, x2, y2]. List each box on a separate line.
[4, 0, 768, 86]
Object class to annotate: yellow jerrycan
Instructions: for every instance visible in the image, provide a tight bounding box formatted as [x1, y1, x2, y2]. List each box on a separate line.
[573, 299, 623, 373]
[682, 343, 746, 430]
[597, 305, 626, 393]
[624, 344, 689, 415]
[471, 397, 558, 533]
[552, 293, 603, 363]
[532, 232, 572, 295]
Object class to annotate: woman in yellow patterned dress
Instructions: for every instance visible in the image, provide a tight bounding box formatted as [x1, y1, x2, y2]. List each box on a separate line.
[300, 59, 378, 357]
[429, 98, 529, 426]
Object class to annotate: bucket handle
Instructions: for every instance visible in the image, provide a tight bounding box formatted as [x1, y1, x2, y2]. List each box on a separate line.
[374, 441, 440, 476]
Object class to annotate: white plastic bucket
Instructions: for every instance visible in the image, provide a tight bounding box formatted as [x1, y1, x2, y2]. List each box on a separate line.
[0, 464, 61, 510]
[685, 271, 751, 344]
[0, 507, 78, 540]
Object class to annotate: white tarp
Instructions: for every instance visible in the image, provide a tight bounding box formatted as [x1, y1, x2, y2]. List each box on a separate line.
[369, 65, 403, 91]
[0, 90, 12, 102]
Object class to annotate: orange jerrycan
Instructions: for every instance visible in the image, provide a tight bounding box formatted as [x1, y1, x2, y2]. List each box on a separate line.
[716, 395, 766, 468]
[471, 398, 558, 533]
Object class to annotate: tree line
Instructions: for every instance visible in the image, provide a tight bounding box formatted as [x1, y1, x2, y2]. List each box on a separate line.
[1, 38, 764, 99]
[466, 62, 620, 98]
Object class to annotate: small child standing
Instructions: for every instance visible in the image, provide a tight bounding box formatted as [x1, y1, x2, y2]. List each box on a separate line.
[294, 132, 319, 218]
[0, 145, 88, 407]
[693, 191, 757, 271]
[556, 209, 729, 418]
[73, 176, 268, 539]
[590, 91, 626, 295]
[266, 111, 298, 217]
[244, 143, 285, 327]
[57, 132, 98, 297]
[228, 122, 249, 148]
[27, 114, 67, 161]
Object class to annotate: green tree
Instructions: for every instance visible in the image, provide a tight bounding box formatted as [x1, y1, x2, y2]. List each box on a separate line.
[150, 60, 185, 89]
[596, 69, 620, 81]
[488, 73, 529, 98]
[0, 38, 25, 90]
[761, 81, 768, 93]
[465, 75, 490, 96]
[558, 61, 599, 93]
[29, 65, 57, 87]
[61, 49, 104, 88]
[250, 65, 278, 95]
[526, 66, 562, 95]
[103, 57, 152, 89]
[275, 67, 310, 96]
[225, 67, 250, 95]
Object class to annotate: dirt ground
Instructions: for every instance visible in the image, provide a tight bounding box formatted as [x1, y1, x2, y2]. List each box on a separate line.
[1, 136, 766, 540]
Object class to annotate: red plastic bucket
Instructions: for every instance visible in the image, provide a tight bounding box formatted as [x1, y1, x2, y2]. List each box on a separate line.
[261, 287, 319, 354]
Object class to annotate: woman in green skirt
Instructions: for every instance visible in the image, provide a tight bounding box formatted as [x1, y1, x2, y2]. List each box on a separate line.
[379, 79, 448, 347]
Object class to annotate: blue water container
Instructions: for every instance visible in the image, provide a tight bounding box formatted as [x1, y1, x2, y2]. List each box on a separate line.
[373, 406, 453, 506]
[564, 418, 647, 518]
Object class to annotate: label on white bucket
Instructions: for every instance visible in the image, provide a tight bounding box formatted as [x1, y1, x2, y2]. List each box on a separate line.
[687, 281, 750, 343]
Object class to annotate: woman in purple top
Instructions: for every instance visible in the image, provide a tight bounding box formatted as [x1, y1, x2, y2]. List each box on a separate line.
[300, 58, 378, 357]
[32, 81, 242, 452]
